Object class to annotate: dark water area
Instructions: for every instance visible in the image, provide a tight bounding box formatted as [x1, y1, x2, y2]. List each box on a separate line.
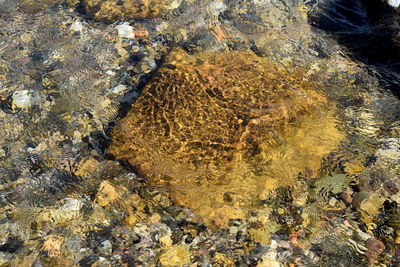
[310, 0, 400, 96]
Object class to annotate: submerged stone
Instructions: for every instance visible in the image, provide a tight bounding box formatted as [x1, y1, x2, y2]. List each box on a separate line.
[109, 48, 344, 226]
[95, 181, 119, 207]
[42, 235, 64, 258]
[11, 90, 40, 110]
[18, 0, 64, 12]
[159, 245, 190, 267]
[82, 0, 181, 21]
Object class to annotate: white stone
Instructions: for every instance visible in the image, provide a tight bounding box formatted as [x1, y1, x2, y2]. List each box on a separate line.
[207, 1, 227, 16]
[106, 70, 117, 76]
[167, 0, 182, 9]
[73, 131, 82, 145]
[112, 84, 127, 94]
[253, 0, 273, 5]
[51, 198, 82, 223]
[388, 0, 400, 8]
[12, 90, 40, 110]
[355, 229, 372, 241]
[70, 20, 84, 32]
[156, 22, 169, 32]
[258, 240, 280, 267]
[62, 198, 82, 211]
[328, 197, 338, 207]
[115, 23, 135, 39]
[99, 240, 112, 254]
[376, 138, 400, 163]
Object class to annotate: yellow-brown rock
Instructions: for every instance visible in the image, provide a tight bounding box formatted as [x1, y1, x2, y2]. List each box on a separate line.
[159, 245, 190, 267]
[109, 48, 344, 226]
[95, 181, 119, 207]
[42, 235, 64, 258]
[74, 156, 100, 177]
[82, 0, 179, 21]
[119, 193, 147, 226]
[213, 252, 235, 267]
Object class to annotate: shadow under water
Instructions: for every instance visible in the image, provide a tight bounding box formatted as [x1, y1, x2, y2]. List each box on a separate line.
[310, 0, 400, 96]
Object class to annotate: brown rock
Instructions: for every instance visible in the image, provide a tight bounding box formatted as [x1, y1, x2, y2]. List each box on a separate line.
[359, 193, 385, 216]
[119, 193, 147, 226]
[95, 181, 119, 207]
[365, 238, 385, 264]
[123, 213, 139, 226]
[82, 0, 180, 21]
[109, 48, 344, 226]
[340, 187, 354, 203]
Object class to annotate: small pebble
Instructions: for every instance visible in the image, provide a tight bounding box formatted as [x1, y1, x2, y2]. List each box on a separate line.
[112, 84, 127, 94]
[70, 20, 83, 32]
[328, 197, 338, 207]
[11, 90, 40, 110]
[99, 240, 112, 254]
[116, 23, 135, 39]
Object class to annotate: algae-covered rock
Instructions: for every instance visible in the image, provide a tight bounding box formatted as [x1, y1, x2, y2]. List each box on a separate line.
[109, 48, 344, 226]
[82, 0, 181, 21]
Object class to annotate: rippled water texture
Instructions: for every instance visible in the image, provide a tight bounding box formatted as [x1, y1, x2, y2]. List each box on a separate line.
[109, 48, 345, 227]
[1, 0, 400, 266]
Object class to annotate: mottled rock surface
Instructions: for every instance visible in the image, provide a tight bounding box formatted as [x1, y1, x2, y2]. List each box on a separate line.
[109, 48, 344, 226]
[82, 0, 181, 21]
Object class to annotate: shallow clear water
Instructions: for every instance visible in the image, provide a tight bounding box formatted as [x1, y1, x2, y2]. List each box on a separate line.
[0, 0, 400, 266]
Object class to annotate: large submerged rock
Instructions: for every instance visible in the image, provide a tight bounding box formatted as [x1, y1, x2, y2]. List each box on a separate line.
[109, 48, 344, 226]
